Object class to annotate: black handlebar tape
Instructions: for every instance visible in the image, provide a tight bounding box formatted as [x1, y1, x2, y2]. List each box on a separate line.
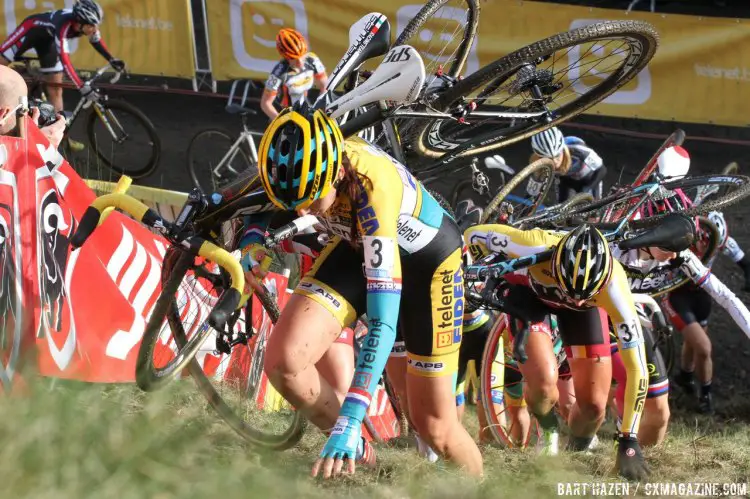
[71, 206, 102, 249]
[208, 288, 241, 333]
[652, 310, 668, 331]
[339, 106, 382, 138]
[141, 208, 164, 228]
[265, 224, 296, 248]
[509, 317, 530, 364]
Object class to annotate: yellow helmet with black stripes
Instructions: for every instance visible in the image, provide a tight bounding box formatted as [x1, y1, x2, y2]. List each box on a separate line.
[258, 102, 344, 211]
[551, 224, 613, 301]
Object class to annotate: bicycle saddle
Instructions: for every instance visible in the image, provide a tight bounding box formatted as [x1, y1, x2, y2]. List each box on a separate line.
[618, 213, 696, 252]
[225, 104, 256, 116]
[484, 155, 515, 175]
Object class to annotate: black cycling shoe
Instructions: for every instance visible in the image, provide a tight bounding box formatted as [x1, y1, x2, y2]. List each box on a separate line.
[675, 371, 696, 396]
[698, 393, 715, 415]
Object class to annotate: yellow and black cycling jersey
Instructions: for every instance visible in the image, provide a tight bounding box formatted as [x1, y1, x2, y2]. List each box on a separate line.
[464, 224, 649, 436]
[297, 137, 465, 386]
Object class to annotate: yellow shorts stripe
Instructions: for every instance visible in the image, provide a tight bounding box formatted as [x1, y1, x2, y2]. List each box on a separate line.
[295, 277, 357, 328]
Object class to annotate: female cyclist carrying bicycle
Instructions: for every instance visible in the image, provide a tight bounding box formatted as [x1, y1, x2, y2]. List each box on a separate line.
[259, 29, 328, 120]
[254, 102, 482, 478]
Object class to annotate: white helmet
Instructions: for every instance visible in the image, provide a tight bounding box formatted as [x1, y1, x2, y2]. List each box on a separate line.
[707, 211, 728, 246]
[656, 145, 690, 179]
[73, 0, 104, 25]
[531, 127, 565, 158]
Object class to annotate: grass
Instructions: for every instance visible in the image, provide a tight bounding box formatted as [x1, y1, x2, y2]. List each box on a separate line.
[1, 379, 749, 499]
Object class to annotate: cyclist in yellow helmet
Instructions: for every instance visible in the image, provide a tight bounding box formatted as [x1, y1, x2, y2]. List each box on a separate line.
[464, 223, 651, 480]
[259, 28, 328, 120]
[256, 102, 482, 478]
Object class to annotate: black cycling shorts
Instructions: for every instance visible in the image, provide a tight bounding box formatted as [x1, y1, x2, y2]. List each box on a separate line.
[504, 284, 611, 359]
[297, 215, 464, 377]
[611, 326, 668, 398]
[0, 18, 63, 73]
[664, 285, 711, 330]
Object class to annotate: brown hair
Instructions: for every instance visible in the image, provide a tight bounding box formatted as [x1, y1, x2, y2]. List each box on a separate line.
[336, 151, 372, 247]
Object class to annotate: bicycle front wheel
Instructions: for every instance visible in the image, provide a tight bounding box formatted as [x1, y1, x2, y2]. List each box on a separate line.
[86, 99, 161, 178]
[411, 20, 658, 161]
[187, 128, 255, 193]
[479, 315, 541, 449]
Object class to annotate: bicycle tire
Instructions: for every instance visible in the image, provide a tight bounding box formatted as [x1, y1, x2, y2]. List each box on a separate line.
[479, 315, 541, 448]
[135, 248, 211, 391]
[653, 326, 676, 376]
[179, 294, 306, 450]
[187, 128, 255, 193]
[480, 158, 555, 224]
[566, 174, 750, 230]
[410, 20, 658, 161]
[86, 99, 161, 178]
[394, 0, 480, 79]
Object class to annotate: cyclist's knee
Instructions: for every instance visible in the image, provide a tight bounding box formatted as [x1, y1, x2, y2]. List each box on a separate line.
[410, 414, 459, 453]
[525, 377, 558, 413]
[645, 396, 670, 428]
[576, 398, 608, 421]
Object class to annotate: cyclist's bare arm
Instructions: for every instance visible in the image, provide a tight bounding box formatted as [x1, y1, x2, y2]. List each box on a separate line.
[260, 89, 279, 120]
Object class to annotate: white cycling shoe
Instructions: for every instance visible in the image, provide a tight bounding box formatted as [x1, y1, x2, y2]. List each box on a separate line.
[415, 433, 439, 463]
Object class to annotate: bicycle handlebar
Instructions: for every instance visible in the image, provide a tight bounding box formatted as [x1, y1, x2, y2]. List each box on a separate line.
[70, 193, 246, 332]
[264, 214, 318, 248]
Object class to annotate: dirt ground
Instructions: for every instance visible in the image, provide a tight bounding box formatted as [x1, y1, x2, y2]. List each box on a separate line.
[64, 87, 750, 418]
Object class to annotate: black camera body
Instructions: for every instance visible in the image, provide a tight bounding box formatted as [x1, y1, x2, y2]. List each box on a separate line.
[29, 99, 58, 128]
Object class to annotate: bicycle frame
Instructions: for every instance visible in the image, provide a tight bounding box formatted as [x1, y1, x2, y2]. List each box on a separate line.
[64, 64, 124, 138]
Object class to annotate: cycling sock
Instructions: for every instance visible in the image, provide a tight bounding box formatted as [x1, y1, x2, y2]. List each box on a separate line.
[535, 411, 559, 431]
[700, 381, 712, 397]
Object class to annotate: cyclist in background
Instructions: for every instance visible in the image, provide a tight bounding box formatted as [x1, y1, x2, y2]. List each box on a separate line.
[259, 29, 328, 120]
[527, 127, 607, 203]
[706, 210, 750, 292]
[665, 210, 750, 414]
[0, 0, 125, 151]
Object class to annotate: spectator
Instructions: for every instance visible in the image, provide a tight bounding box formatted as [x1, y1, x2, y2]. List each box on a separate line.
[0, 65, 65, 148]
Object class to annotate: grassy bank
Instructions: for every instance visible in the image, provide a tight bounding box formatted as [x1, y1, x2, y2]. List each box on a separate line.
[1, 380, 749, 498]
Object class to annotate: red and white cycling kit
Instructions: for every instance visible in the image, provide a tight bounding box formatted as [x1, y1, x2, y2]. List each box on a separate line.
[0, 9, 113, 88]
[613, 243, 750, 339]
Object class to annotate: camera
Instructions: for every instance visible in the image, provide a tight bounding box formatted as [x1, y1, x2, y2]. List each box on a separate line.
[29, 99, 59, 128]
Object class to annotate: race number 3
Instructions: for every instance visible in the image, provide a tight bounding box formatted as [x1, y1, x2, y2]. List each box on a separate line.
[364, 236, 395, 280]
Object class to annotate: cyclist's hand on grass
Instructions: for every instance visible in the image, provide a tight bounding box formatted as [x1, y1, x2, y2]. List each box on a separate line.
[110, 58, 126, 72]
[311, 416, 361, 479]
[616, 434, 650, 481]
[240, 243, 268, 295]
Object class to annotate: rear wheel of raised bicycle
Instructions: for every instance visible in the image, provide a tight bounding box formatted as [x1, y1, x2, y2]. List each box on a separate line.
[479, 315, 541, 449]
[86, 99, 161, 178]
[410, 21, 658, 162]
[376, 0, 480, 156]
[480, 158, 555, 224]
[187, 128, 254, 193]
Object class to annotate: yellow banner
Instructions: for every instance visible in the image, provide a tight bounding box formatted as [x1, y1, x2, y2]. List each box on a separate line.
[206, 0, 750, 126]
[0, 0, 195, 78]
